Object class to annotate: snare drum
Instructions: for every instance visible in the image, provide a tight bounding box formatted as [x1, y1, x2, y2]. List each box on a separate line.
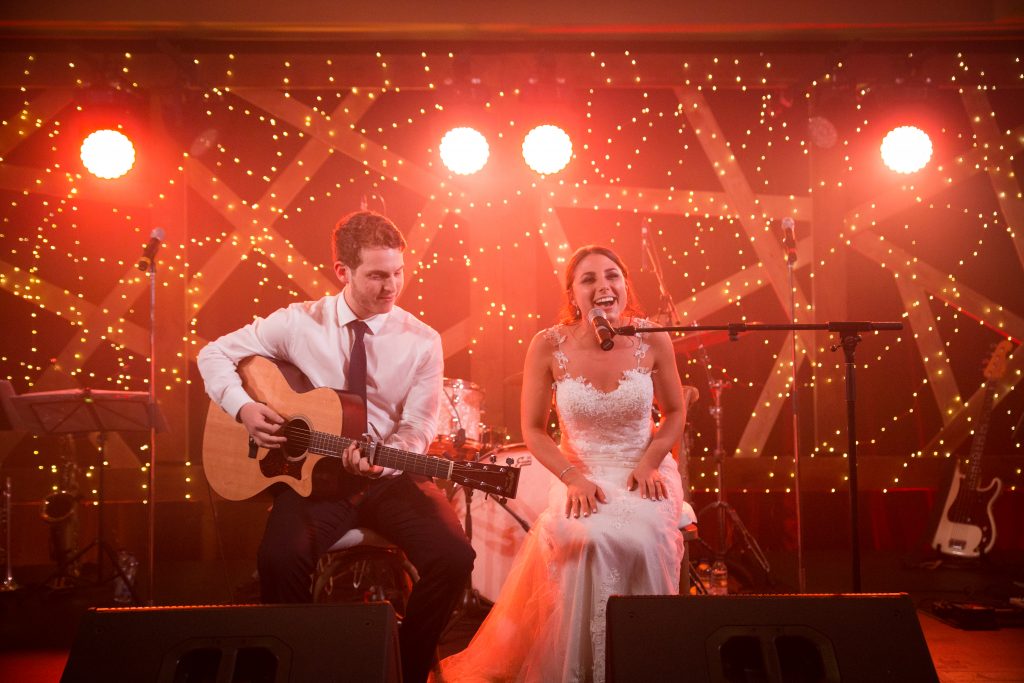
[448, 445, 558, 602]
[432, 378, 485, 456]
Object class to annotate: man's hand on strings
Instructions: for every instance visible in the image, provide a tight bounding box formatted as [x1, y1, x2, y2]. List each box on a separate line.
[238, 402, 286, 449]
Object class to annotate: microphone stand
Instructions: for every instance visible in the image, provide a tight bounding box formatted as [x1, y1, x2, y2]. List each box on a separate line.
[785, 243, 807, 593]
[640, 229, 769, 590]
[615, 320, 903, 592]
[143, 251, 158, 605]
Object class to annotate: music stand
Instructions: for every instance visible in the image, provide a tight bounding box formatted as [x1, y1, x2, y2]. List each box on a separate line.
[6, 387, 166, 602]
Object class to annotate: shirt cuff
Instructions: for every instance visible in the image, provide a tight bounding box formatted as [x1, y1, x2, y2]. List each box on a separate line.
[375, 466, 400, 479]
[221, 387, 255, 422]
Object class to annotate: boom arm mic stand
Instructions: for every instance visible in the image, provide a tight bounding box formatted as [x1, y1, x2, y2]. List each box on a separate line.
[639, 229, 770, 590]
[616, 320, 903, 592]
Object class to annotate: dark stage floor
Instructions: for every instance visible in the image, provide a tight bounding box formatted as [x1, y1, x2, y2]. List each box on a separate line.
[1, 549, 1023, 681]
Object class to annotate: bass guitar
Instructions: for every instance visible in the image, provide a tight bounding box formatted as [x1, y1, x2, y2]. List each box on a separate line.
[931, 340, 1011, 558]
[202, 356, 520, 501]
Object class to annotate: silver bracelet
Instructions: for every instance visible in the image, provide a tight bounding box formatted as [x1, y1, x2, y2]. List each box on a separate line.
[557, 464, 577, 481]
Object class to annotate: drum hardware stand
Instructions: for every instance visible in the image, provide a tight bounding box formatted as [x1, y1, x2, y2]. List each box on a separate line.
[5, 385, 167, 603]
[443, 444, 531, 635]
[442, 383, 469, 458]
[615, 320, 903, 593]
[438, 384, 487, 629]
[698, 377, 772, 586]
[442, 479, 490, 635]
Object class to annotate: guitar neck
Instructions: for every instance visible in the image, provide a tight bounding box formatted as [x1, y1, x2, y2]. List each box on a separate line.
[307, 431, 454, 480]
[964, 385, 996, 489]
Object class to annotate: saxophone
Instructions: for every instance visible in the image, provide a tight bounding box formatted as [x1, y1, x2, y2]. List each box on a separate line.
[41, 436, 81, 577]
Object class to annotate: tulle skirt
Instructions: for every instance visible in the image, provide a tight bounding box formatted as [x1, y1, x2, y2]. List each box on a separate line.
[437, 457, 684, 683]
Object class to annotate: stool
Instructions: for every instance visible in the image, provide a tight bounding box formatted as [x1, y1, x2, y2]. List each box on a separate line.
[312, 527, 418, 622]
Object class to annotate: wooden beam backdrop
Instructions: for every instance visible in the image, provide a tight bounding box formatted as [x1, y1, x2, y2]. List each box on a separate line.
[1, 42, 1021, 519]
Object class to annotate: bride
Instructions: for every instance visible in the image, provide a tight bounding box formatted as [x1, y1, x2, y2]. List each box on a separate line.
[439, 245, 687, 682]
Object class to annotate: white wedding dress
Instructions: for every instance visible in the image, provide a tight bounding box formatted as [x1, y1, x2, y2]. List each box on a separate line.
[440, 324, 684, 683]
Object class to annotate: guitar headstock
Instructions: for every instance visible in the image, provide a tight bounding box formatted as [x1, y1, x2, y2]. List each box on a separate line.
[451, 460, 521, 499]
[983, 340, 1013, 381]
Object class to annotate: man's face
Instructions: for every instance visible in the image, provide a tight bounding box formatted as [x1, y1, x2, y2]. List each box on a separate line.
[335, 247, 405, 319]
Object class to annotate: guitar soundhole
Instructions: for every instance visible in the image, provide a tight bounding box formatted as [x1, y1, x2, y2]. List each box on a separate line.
[281, 419, 312, 460]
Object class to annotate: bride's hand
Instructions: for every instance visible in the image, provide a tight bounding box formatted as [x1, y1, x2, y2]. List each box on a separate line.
[627, 464, 666, 501]
[563, 471, 607, 518]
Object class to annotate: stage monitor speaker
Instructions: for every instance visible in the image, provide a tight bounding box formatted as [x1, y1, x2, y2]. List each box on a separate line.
[61, 602, 401, 683]
[607, 593, 937, 683]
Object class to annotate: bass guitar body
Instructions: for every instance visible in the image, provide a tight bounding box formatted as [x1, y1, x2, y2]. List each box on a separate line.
[932, 462, 1002, 558]
[930, 340, 1011, 559]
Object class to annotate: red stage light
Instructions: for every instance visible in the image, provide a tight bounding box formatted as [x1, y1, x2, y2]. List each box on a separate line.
[522, 125, 572, 175]
[80, 129, 136, 179]
[880, 125, 932, 174]
[439, 127, 489, 175]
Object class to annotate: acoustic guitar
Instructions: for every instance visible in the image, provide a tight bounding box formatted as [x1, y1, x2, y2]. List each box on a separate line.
[931, 340, 1011, 558]
[202, 356, 520, 501]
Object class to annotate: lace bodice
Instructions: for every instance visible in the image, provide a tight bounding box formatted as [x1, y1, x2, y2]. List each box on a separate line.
[440, 319, 683, 683]
[546, 323, 654, 467]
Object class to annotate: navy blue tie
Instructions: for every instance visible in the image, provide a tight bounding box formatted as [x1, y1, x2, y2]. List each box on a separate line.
[347, 320, 370, 404]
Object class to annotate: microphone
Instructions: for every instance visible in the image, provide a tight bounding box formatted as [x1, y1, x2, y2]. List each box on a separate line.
[588, 308, 616, 351]
[136, 227, 165, 272]
[781, 217, 796, 265]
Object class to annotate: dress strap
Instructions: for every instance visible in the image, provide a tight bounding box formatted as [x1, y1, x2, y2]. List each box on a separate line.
[543, 325, 570, 375]
[632, 318, 653, 368]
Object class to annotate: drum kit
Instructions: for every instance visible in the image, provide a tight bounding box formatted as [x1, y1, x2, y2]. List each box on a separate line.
[428, 378, 488, 459]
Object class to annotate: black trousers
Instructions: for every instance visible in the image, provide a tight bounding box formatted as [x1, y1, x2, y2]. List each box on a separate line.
[257, 474, 475, 683]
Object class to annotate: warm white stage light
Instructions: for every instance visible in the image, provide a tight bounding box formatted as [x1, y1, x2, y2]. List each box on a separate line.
[880, 125, 933, 174]
[522, 125, 572, 175]
[80, 129, 136, 179]
[439, 127, 490, 175]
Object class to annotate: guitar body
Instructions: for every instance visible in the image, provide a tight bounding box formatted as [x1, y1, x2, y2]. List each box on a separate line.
[203, 356, 521, 502]
[203, 356, 366, 501]
[932, 462, 1003, 558]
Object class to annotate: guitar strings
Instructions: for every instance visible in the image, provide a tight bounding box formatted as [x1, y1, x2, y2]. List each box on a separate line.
[275, 423, 509, 484]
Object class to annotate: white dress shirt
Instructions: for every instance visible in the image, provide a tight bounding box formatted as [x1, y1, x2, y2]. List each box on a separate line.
[197, 292, 443, 475]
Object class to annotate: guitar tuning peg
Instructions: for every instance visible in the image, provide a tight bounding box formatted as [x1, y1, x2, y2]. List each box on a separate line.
[505, 457, 514, 466]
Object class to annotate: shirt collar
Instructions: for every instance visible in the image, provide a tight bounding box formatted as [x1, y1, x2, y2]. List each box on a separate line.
[337, 290, 389, 335]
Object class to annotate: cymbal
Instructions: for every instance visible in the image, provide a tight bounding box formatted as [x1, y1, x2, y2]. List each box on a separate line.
[671, 330, 734, 357]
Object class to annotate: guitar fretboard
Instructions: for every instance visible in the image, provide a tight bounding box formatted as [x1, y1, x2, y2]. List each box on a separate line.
[304, 429, 455, 480]
[963, 387, 995, 492]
